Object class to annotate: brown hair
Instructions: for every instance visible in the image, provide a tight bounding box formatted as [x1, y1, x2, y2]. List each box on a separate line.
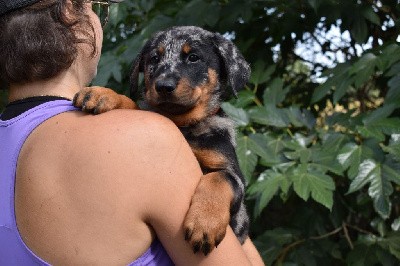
[0, 0, 96, 86]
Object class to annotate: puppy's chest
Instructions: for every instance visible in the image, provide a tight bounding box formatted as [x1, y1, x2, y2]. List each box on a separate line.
[179, 116, 236, 148]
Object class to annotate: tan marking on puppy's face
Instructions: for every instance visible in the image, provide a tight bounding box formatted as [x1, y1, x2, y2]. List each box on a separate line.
[173, 77, 202, 106]
[157, 45, 165, 55]
[182, 42, 192, 54]
[166, 68, 219, 126]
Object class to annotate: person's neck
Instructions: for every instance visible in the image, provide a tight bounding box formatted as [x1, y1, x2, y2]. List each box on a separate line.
[8, 69, 86, 103]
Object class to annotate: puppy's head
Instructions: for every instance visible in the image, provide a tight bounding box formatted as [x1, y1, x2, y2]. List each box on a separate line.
[130, 26, 250, 124]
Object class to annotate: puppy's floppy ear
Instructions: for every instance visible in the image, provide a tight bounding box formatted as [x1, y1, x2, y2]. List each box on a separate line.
[212, 33, 251, 98]
[130, 41, 151, 98]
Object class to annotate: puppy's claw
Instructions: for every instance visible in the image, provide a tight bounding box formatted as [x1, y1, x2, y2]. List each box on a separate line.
[73, 86, 137, 114]
[82, 92, 92, 111]
[93, 98, 105, 115]
[183, 172, 232, 256]
[215, 237, 223, 248]
[72, 93, 79, 105]
[202, 241, 211, 256]
[185, 228, 193, 241]
[193, 242, 201, 254]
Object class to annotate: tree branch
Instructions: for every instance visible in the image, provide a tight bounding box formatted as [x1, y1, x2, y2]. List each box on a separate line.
[274, 222, 379, 263]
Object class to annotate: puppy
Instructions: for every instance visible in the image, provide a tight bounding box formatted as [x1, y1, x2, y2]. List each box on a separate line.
[74, 26, 251, 255]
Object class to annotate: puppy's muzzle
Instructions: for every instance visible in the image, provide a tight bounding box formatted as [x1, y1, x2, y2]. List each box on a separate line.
[156, 78, 176, 95]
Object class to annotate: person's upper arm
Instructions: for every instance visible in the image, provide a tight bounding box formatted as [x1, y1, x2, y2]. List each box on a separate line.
[127, 112, 253, 265]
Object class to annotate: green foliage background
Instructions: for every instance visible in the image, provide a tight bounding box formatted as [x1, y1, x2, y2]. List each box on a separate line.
[2, 0, 400, 264]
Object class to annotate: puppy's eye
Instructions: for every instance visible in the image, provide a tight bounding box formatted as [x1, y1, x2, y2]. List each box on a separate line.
[188, 54, 200, 63]
[150, 55, 160, 64]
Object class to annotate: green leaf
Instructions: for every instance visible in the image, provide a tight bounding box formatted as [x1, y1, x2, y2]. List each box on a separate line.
[311, 138, 345, 175]
[348, 159, 378, 193]
[385, 75, 400, 104]
[348, 160, 393, 219]
[366, 117, 400, 134]
[382, 134, 400, 160]
[337, 143, 359, 169]
[351, 14, 368, 44]
[221, 102, 249, 127]
[201, 2, 221, 27]
[311, 78, 334, 103]
[236, 135, 258, 182]
[250, 60, 275, 85]
[350, 53, 377, 88]
[288, 133, 314, 149]
[357, 118, 400, 141]
[320, 132, 349, 152]
[292, 165, 311, 201]
[386, 74, 400, 104]
[356, 125, 385, 141]
[350, 53, 377, 73]
[139, 15, 174, 40]
[380, 44, 400, 72]
[311, 63, 351, 103]
[284, 147, 311, 163]
[377, 232, 400, 260]
[369, 174, 393, 220]
[108, 2, 129, 26]
[291, 165, 335, 210]
[263, 78, 288, 106]
[231, 90, 256, 108]
[332, 75, 353, 103]
[386, 61, 400, 77]
[140, 0, 155, 12]
[248, 106, 289, 127]
[284, 107, 316, 129]
[310, 161, 343, 176]
[362, 6, 381, 25]
[176, 0, 221, 26]
[363, 104, 397, 124]
[92, 52, 116, 86]
[370, 217, 388, 237]
[249, 171, 286, 217]
[248, 134, 283, 165]
[337, 142, 374, 179]
[382, 155, 400, 185]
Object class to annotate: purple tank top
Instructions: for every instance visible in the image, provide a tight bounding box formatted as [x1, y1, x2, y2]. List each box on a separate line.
[0, 100, 174, 265]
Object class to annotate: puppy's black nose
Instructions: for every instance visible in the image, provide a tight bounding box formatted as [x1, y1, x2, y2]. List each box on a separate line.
[155, 79, 176, 94]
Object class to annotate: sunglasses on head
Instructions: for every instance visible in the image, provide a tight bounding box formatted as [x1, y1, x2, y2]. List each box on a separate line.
[88, 0, 121, 27]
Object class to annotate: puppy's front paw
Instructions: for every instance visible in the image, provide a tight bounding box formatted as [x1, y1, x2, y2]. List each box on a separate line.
[73, 86, 137, 114]
[183, 172, 233, 255]
[183, 200, 229, 256]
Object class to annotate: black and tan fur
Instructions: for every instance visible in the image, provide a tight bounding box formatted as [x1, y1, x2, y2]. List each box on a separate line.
[73, 26, 251, 255]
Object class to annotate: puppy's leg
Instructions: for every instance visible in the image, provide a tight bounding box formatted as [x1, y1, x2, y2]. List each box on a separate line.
[73, 86, 138, 114]
[183, 171, 233, 256]
[183, 142, 248, 255]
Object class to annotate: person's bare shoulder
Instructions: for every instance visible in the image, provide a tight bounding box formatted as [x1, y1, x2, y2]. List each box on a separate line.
[59, 108, 202, 210]
[41, 109, 257, 265]
[77, 108, 198, 172]
[60, 108, 198, 179]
